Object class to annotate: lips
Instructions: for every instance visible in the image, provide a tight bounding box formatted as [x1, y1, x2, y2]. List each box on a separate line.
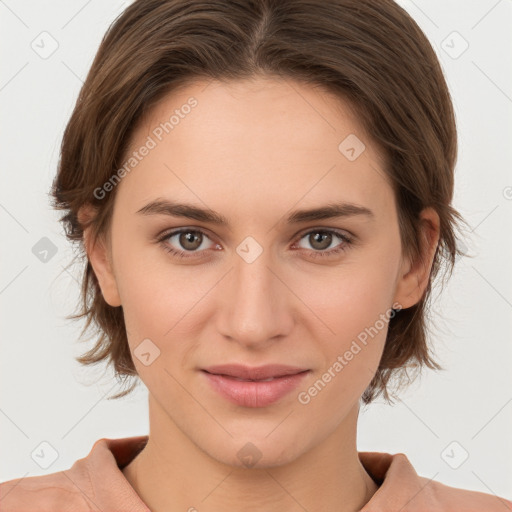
[202, 364, 308, 380]
[201, 364, 310, 407]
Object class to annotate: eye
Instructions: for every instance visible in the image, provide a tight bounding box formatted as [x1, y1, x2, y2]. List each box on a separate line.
[158, 229, 219, 259]
[293, 229, 353, 259]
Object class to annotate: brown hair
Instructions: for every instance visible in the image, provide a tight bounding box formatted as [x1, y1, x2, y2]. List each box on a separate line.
[51, 0, 470, 404]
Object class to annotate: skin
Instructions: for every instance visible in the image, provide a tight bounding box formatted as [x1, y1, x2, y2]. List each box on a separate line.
[82, 76, 440, 512]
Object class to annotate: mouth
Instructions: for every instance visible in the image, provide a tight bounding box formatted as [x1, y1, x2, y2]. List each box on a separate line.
[210, 375, 285, 382]
[201, 364, 310, 407]
[201, 363, 309, 380]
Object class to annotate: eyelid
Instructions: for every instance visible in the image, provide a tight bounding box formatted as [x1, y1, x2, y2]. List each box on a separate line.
[156, 226, 218, 246]
[293, 225, 354, 242]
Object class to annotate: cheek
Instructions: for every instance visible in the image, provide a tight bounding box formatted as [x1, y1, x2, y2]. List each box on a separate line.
[295, 257, 397, 387]
[293, 255, 397, 338]
[118, 267, 203, 342]
[296, 277, 392, 414]
[113, 243, 215, 380]
[112, 231, 192, 322]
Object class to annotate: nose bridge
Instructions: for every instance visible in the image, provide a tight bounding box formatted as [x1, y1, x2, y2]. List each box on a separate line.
[218, 238, 290, 345]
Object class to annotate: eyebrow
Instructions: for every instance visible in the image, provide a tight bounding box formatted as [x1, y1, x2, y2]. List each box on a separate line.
[135, 198, 375, 226]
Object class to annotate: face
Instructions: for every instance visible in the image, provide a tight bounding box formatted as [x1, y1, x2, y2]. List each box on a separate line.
[87, 76, 436, 468]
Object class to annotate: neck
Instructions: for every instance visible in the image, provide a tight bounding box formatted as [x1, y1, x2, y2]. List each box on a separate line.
[122, 396, 378, 512]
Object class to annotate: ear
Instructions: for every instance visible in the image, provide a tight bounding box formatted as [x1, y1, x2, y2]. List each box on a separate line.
[392, 207, 440, 310]
[78, 204, 122, 307]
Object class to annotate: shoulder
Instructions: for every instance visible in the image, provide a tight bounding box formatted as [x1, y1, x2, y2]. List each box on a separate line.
[0, 436, 150, 512]
[0, 469, 92, 512]
[360, 451, 512, 511]
[423, 475, 512, 512]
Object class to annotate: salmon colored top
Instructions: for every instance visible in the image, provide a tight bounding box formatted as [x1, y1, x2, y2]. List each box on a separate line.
[1, 436, 510, 511]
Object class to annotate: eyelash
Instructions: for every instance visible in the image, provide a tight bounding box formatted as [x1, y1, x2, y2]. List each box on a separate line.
[156, 227, 354, 261]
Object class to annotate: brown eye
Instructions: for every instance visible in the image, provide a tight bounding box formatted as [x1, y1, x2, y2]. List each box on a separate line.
[294, 228, 353, 260]
[308, 231, 333, 250]
[178, 231, 203, 251]
[159, 229, 217, 259]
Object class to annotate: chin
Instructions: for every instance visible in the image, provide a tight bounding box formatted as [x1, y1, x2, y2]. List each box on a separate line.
[199, 428, 310, 470]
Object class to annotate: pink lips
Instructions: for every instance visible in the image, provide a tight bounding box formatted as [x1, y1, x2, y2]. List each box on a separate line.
[201, 364, 310, 408]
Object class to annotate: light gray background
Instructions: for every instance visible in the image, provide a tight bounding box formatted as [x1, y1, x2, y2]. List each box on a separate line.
[1, 0, 511, 501]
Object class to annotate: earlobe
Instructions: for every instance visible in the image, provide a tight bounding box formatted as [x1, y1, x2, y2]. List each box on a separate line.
[393, 207, 440, 310]
[79, 205, 122, 308]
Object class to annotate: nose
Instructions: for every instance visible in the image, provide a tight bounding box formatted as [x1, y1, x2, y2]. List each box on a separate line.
[215, 247, 294, 350]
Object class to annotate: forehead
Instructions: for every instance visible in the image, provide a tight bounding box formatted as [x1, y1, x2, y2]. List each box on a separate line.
[116, 77, 394, 221]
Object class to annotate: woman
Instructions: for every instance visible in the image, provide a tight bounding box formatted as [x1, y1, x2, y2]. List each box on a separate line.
[1, 0, 510, 510]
